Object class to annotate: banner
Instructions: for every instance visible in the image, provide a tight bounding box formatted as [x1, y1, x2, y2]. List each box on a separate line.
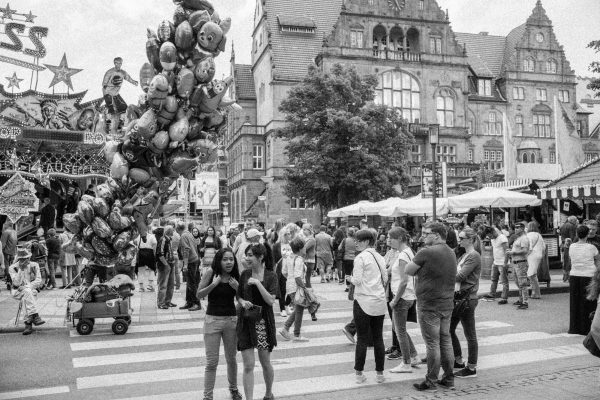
[193, 171, 219, 210]
[0, 173, 39, 223]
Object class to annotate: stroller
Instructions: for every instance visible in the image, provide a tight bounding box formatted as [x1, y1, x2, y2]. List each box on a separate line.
[67, 273, 135, 335]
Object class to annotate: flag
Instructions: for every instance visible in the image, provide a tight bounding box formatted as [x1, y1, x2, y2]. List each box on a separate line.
[554, 97, 585, 174]
[502, 111, 518, 180]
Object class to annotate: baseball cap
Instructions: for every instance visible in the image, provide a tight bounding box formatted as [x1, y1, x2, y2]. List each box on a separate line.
[246, 228, 264, 239]
[514, 222, 525, 228]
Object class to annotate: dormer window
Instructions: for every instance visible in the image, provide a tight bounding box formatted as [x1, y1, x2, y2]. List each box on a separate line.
[277, 15, 316, 34]
[478, 79, 492, 96]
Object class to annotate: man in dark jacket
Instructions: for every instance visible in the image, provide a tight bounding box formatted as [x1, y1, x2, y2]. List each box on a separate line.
[39, 198, 56, 234]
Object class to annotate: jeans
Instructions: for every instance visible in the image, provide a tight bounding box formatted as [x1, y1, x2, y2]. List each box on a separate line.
[284, 298, 305, 336]
[83, 264, 107, 286]
[60, 264, 80, 287]
[386, 291, 400, 351]
[305, 262, 315, 288]
[419, 308, 454, 385]
[157, 262, 175, 306]
[174, 259, 181, 289]
[489, 264, 509, 299]
[450, 299, 479, 368]
[353, 300, 385, 372]
[47, 258, 58, 287]
[203, 315, 238, 399]
[513, 260, 529, 303]
[137, 266, 155, 289]
[391, 299, 418, 363]
[185, 261, 201, 305]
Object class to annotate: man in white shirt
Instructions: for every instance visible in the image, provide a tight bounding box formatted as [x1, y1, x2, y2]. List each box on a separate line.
[507, 222, 530, 310]
[483, 226, 510, 304]
[137, 232, 157, 292]
[236, 228, 263, 272]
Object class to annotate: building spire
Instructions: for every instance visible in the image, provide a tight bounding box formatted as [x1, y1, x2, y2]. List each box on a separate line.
[527, 0, 551, 26]
[230, 41, 236, 63]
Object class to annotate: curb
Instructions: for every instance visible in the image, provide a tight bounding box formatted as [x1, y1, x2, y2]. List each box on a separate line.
[480, 284, 569, 299]
[0, 325, 67, 334]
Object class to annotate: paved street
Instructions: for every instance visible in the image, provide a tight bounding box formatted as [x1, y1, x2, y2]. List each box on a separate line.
[0, 275, 599, 400]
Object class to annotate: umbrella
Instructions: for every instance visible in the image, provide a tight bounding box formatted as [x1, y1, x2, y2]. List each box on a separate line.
[359, 197, 404, 215]
[447, 187, 542, 212]
[379, 196, 451, 217]
[327, 200, 374, 218]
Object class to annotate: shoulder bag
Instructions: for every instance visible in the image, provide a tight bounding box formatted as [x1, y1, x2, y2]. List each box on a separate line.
[349, 250, 385, 301]
[399, 249, 418, 323]
[243, 304, 263, 321]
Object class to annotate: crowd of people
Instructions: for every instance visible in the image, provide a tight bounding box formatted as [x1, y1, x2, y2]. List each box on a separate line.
[1, 211, 600, 397]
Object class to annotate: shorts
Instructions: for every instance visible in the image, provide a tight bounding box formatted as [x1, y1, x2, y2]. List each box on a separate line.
[316, 256, 333, 272]
[342, 260, 354, 276]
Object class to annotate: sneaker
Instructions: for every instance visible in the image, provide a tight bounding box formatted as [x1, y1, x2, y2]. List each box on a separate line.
[386, 350, 402, 360]
[320, 278, 326, 283]
[498, 299, 508, 305]
[342, 328, 356, 344]
[168, 303, 177, 307]
[410, 355, 421, 366]
[146, 286, 155, 292]
[230, 389, 243, 400]
[453, 361, 465, 369]
[188, 304, 202, 311]
[32, 314, 45, 326]
[385, 346, 395, 355]
[513, 299, 523, 306]
[413, 380, 437, 391]
[293, 335, 309, 342]
[518, 302, 529, 310]
[482, 293, 495, 299]
[139, 287, 145, 292]
[344, 287, 349, 292]
[279, 310, 287, 317]
[390, 363, 413, 373]
[279, 329, 292, 341]
[158, 304, 169, 310]
[376, 373, 385, 383]
[355, 373, 367, 384]
[437, 377, 455, 389]
[22, 323, 33, 335]
[455, 367, 477, 378]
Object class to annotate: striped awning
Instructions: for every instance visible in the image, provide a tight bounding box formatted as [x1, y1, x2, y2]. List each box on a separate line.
[537, 184, 600, 200]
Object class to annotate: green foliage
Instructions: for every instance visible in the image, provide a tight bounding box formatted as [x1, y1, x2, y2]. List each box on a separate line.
[587, 41, 600, 97]
[277, 64, 414, 211]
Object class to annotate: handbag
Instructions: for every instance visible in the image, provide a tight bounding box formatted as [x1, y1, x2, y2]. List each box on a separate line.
[407, 300, 418, 323]
[347, 283, 355, 301]
[243, 304, 263, 321]
[453, 288, 471, 314]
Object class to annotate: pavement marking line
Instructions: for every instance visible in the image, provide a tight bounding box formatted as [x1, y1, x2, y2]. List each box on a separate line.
[0, 386, 70, 400]
[70, 320, 512, 352]
[107, 344, 589, 400]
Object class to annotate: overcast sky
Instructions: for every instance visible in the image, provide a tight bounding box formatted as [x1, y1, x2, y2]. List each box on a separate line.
[1, 0, 598, 104]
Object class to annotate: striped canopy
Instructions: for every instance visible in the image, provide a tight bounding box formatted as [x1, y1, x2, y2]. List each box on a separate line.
[537, 184, 600, 200]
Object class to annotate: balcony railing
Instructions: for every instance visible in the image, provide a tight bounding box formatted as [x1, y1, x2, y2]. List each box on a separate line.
[235, 124, 265, 137]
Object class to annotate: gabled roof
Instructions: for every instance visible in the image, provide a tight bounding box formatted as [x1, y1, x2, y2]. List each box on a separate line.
[264, 0, 343, 82]
[542, 157, 600, 188]
[454, 32, 506, 78]
[233, 64, 256, 100]
[501, 23, 526, 74]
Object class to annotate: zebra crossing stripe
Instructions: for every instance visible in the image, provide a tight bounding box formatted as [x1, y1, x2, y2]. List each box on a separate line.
[0, 386, 70, 400]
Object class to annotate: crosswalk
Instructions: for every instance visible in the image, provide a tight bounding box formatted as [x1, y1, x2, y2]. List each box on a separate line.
[0, 287, 591, 400]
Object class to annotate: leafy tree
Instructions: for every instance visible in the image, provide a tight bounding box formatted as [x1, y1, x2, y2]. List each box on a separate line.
[588, 40, 600, 97]
[277, 63, 414, 212]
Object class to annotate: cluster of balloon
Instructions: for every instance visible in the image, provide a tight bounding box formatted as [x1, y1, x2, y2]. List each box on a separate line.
[62, 0, 239, 266]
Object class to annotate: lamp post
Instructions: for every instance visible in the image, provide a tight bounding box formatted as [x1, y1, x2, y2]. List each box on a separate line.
[260, 176, 275, 226]
[429, 124, 439, 221]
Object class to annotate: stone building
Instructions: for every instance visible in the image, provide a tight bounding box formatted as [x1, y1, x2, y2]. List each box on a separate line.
[224, 0, 595, 226]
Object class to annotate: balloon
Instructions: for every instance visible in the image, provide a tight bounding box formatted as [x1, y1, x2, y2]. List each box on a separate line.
[117, 244, 137, 266]
[63, 213, 83, 234]
[113, 230, 133, 252]
[92, 198, 111, 218]
[157, 20, 175, 43]
[139, 62, 155, 91]
[197, 21, 226, 54]
[136, 109, 158, 140]
[175, 21, 195, 51]
[168, 114, 190, 142]
[110, 153, 130, 180]
[193, 57, 215, 83]
[82, 226, 95, 243]
[168, 151, 199, 174]
[220, 17, 231, 35]
[96, 184, 116, 205]
[159, 41, 177, 71]
[146, 29, 162, 72]
[106, 178, 126, 200]
[189, 10, 211, 33]
[129, 168, 152, 184]
[91, 217, 113, 239]
[176, 68, 195, 98]
[187, 118, 205, 141]
[197, 76, 234, 114]
[157, 96, 178, 127]
[91, 235, 116, 257]
[77, 201, 95, 225]
[151, 130, 170, 151]
[95, 254, 119, 267]
[173, 5, 189, 26]
[181, 0, 214, 13]
[104, 140, 120, 163]
[75, 241, 95, 259]
[147, 74, 169, 109]
[108, 207, 133, 231]
[80, 194, 95, 206]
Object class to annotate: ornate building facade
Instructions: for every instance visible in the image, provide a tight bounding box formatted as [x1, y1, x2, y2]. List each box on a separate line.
[225, 0, 595, 226]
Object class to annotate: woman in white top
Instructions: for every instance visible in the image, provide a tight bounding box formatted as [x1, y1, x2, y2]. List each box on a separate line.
[387, 227, 419, 373]
[279, 236, 309, 342]
[351, 229, 388, 384]
[526, 221, 545, 299]
[137, 232, 157, 292]
[568, 225, 600, 335]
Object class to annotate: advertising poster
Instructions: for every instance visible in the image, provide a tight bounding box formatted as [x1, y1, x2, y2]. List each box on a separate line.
[0, 173, 39, 223]
[192, 171, 219, 210]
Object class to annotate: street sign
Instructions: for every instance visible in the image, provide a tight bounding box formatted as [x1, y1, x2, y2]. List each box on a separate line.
[421, 163, 446, 198]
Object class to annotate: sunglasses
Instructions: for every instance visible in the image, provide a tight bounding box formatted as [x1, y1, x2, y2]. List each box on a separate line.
[458, 236, 468, 240]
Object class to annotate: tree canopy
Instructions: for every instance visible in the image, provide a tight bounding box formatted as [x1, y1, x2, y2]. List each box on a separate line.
[277, 63, 414, 211]
[588, 40, 600, 97]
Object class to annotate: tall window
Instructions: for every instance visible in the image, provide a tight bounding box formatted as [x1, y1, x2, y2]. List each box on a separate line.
[436, 145, 456, 163]
[436, 89, 454, 127]
[577, 121, 583, 136]
[478, 79, 492, 96]
[533, 114, 551, 137]
[252, 144, 264, 169]
[559, 90, 570, 103]
[419, 0, 424, 10]
[291, 198, 312, 210]
[524, 58, 535, 72]
[429, 37, 441, 54]
[350, 30, 363, 48]
[536, 88, 547, 101]
[549, 151, 556, 164]
[375, 70, 421, 123]
[515, 114, 524, 136]
[485, 112, 502, 135]
[411, 145, 422, 162]
[546, 59, 558, 74]
[513, 87, 525, 100]
[484, 150, 503, 169]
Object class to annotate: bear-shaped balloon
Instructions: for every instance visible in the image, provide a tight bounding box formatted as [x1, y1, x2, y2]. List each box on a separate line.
[175, 21, 195, 51]
[157, 20, 175, 43]
[147, 74, 169, 109]
[193, 57, 215, 83]
[176, 68, 195, 98]
[135, 109, 158, 140]
[188, 10, 211, 33]
[197, 76, 234, 114]
[157, 96, 178, 127]
[196, 21, 227, 57]
[180, 0, 214, 13]
[159, 42, 177, 72]
[146, 29, 162, 72]
[139, 62, 155, 92]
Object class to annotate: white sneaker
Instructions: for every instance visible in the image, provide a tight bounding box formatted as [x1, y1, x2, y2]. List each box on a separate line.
[411, 355, 421, 366]
[293, 335, 309, 342]
[355, 373, 367, 384]
[390, 363, 413, 373]
[279, 329, 292, 341]
[280, 310, 287, 317]
[376, 373, 385, 383]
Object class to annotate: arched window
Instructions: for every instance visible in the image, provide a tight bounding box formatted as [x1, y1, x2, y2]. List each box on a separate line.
[406, 27, 420, 53]
[523, 58, 535, 72]
[530, 152, 536, 164]
[546, 59, 558, 74]
[436, 89, 454, 127]
[389, 26, 404, 52]
[522, 153, 529, 163]
[375, 70, 421, 123]
[373, 25, 387, 57]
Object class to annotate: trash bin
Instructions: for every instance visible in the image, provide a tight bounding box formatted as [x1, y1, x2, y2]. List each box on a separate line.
[480, 245, 494, 280]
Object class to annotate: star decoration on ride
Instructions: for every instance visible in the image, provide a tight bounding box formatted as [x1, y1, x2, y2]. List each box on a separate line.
[44, 53, 83, 91]
[5, 72, 23, 89]
[24, 10, 36, 23]
[0, 3, 15, 19]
